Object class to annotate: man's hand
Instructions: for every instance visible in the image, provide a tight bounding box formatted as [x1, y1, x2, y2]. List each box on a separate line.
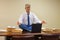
[17, 21, 20, 25]
[41, 20, 46, 24]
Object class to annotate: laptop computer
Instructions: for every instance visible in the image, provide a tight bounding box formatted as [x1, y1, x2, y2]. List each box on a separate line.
[31, 23, 42, 33]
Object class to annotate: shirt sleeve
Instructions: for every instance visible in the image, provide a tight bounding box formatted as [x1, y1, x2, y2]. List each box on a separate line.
[19, 14, 23, 24]
[33, 13, 42, 24]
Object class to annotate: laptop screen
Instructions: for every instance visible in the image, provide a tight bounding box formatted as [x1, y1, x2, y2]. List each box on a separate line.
[31, 23, 42, 33]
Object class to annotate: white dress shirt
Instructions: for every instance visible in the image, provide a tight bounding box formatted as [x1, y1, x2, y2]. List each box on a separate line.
[19, 12, 42, 25]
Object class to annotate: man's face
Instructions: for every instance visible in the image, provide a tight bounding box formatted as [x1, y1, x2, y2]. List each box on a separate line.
[25, 6, 30, 13]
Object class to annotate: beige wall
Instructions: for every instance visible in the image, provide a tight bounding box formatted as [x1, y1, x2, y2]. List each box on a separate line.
[0, 0, 60, 29]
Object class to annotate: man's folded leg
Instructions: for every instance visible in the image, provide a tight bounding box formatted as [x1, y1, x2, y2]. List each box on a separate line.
[19, 24, 32, 32]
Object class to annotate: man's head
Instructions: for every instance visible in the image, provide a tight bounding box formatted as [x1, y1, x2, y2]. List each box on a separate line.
[25, 4, 31, 13]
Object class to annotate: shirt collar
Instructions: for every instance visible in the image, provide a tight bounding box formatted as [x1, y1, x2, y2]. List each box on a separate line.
[25, 11, 31, 15]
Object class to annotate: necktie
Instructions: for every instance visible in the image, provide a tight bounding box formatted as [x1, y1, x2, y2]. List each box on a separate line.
[27, 14, 30, 27]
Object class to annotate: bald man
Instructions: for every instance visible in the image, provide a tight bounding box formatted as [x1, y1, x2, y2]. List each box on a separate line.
[17, 4, 46, 32]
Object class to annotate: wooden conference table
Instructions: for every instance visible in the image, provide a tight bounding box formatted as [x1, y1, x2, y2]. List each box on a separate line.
[0, 32, 60, 40]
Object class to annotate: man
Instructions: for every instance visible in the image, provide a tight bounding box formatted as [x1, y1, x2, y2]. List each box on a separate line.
[17, 4, 46, 32]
